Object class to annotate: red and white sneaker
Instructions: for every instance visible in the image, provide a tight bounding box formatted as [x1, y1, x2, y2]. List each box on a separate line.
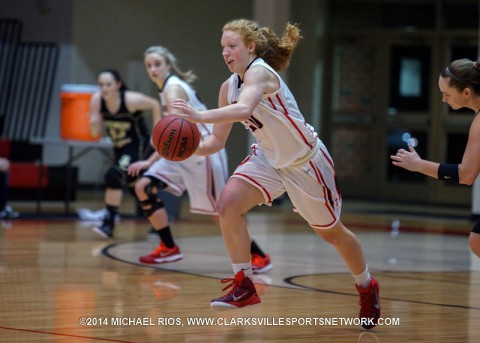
[210, 270, 261, 310]
[356, 277, 381, 329]
[251, 254, 273, 274]
[139, 242, 183, 264]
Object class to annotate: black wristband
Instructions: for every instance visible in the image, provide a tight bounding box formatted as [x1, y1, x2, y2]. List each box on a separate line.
[438, 163, 459, 183]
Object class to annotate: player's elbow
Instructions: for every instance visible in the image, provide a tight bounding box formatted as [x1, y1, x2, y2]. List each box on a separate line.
[460, 171, 478, 186]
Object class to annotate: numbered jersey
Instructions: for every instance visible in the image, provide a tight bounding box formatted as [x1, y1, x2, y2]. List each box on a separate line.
[100, 90, 149, 149]
[227, 58, 318, 169]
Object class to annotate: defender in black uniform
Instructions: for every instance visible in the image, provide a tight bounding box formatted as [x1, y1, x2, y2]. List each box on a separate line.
[89, 69, 161, 238]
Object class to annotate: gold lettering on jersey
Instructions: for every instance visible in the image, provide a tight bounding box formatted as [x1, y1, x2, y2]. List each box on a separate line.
[104, 121, 132, 148]
[113, 138, 133, 148]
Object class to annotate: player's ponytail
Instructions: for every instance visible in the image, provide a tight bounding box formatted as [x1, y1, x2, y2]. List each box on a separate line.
[223, 19, 302, 72]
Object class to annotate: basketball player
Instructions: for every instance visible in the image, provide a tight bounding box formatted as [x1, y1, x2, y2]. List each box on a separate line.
[127, 46, 273, 274]
[391, 58, 480, 258]
[173, 19, 380, 329]
[90, 69, 161, 238]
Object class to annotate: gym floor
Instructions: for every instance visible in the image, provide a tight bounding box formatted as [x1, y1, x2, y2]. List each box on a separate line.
[0, 191, 477, 342]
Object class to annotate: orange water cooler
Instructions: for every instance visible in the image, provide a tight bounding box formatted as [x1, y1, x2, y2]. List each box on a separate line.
[60, 84, 99, 141]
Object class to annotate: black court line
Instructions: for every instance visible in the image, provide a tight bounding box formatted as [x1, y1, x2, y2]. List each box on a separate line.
[102, 241, 480, 312]
[284, 273, 480, 311]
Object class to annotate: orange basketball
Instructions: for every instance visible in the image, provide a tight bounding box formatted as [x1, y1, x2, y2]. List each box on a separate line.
[151, 115, 201, 161]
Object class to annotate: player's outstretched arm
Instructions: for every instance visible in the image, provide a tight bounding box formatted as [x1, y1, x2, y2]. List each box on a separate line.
[390, 145, 439, 179]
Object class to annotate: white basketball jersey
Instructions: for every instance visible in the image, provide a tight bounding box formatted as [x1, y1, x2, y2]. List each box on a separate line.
[227, 58, 318, 169]
[160, 74, 213, 140]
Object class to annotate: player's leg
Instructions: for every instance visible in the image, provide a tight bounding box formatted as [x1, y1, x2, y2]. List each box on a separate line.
[200, 150, 273, 273]
[284, 148, 380, 329]
[314, 222, 380, 329]
[210, 151, 284, 310]
[136, 175, 182, 263]
[92, 165, 124, 238]
[210, 177, 265, 310]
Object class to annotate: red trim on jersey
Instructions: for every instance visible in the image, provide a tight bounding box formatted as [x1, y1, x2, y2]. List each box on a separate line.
[318, 147, 342, 201]
[319, 146, 334, 168]
[232, 172, 272, 204]
[309, 160, 337, 222]
[238, 154, 252, 166]
[204, 155, 217, 210]
[267, 97, 277, 110]
[267, 94, 313, 150]
[311, 221, 337, 229]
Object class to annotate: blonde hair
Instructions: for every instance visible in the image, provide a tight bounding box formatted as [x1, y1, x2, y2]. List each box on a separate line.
[222, 18, 302, 72]
[144, 46, 197, 83]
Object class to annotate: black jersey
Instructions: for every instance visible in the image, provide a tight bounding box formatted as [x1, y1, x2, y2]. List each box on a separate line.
[100, 90, 149, 149]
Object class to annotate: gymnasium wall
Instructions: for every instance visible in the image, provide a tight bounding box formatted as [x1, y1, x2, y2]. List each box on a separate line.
[0, 0, 254, 184]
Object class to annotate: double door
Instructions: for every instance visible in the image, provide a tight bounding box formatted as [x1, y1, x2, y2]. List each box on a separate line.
[325, 34, 477, 206]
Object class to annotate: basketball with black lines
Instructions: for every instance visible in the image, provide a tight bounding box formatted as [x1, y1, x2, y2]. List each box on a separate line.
[151, 115, 201, 161]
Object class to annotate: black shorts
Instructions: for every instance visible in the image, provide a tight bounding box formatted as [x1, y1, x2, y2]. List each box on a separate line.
[113, 140, 152, 185]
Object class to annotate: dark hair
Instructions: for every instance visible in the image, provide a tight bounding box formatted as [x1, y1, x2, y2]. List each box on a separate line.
[98, 68, 128, 91]
[440, 58, 480, 95]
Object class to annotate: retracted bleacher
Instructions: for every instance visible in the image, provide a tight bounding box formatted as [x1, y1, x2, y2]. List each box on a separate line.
[0, 18, 77, 202]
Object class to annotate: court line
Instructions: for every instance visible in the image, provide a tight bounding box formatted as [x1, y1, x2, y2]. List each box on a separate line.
[0, 325, 136, 343]
[285, 273, 480, 311]
[102, 241, 480, 311]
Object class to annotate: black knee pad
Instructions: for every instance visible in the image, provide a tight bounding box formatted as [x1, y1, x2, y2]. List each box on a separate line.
[140, 198, 165, 217]
[105, 166, 123, 189]
[143, 176, 167, 198]
[139, 176, 167, 217]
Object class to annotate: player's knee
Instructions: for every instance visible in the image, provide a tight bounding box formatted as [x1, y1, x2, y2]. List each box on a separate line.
[314, 221, 344, 245]
[140, 198, 165, 217]
[216, 187, 240, 217]
[215, 199, 227, 217]
[134, 177, 151, 197]
[105, 167, 123, 189]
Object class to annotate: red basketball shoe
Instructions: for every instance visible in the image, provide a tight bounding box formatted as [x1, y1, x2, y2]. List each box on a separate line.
[356, 277, 381, 329]
[251, 254, 273, 274]
[210, 270, 261, 310]
[139, 242, 183, 264]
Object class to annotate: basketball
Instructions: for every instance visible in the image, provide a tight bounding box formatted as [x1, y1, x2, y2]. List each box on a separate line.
[151, 115, 201, 161]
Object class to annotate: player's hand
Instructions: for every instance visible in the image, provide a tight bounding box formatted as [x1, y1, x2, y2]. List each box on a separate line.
[127, 160, 150, 177]
[172, 99, 202, 123]
[390, 145, 422, 172]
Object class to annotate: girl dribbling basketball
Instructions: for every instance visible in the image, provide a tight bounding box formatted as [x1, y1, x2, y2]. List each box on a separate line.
[127, 46, 273, 273]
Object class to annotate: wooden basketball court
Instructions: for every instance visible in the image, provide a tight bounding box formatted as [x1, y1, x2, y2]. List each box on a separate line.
[0, 192, 478, 342]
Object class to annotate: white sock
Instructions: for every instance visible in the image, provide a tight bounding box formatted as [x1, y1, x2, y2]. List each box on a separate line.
[353, 265, 371, 289]
[233, 263, 253, 278]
